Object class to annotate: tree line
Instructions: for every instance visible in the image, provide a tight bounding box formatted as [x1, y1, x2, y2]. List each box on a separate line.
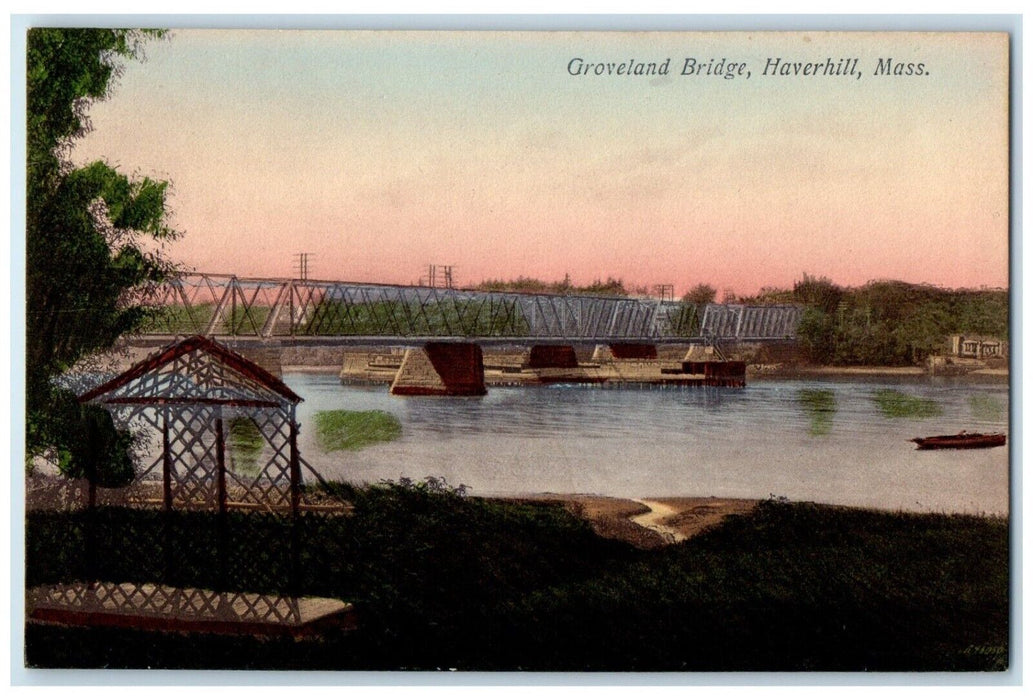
[750, 275, 1008, 366]
[473, 273, 1008, 367]
[475, 275, 633, 297]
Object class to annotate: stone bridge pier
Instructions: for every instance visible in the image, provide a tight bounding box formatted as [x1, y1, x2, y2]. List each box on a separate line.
[591, 343, 659, 361]
[387, 342, 678, 395]
[389, 342, 487, 396]
[526, 345, 579, 369]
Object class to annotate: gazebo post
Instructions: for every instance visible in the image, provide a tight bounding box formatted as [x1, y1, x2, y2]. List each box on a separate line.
[215, 406, 228, 595]
[162, 407, 174, 585]
[216, 408, 228, 515]
[84, 443, 98, 586]
[289, 406, 301, 519]
[288, 406, 301, 596]
[162, 409, 172, 511]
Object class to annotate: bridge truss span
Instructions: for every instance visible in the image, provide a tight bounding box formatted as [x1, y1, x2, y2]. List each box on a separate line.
[140, 273, 804, 344]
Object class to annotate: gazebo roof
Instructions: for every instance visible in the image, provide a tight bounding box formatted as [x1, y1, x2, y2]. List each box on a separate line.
[79, 335, 302, 408]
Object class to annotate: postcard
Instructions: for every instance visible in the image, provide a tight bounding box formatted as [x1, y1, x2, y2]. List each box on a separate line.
[21, 25, 1011, 675]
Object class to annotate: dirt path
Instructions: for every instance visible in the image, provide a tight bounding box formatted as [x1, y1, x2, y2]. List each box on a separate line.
[512, 494, 759, 549]
[629, 499, 688, 543]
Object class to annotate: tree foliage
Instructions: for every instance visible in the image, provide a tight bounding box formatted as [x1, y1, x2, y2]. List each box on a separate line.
[793, 273, 843, 315]
[790, 276, 1008, 366]
[476, 275, 630, 297]
[26, 28, 177, 481]
[682, 283, 717, 306]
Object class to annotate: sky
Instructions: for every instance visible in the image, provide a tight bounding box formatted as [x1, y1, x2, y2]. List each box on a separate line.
[70, 29, 1010, 297]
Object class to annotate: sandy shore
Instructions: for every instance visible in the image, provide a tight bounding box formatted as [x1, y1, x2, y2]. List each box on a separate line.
[774, 365, 925, 376]
[750, 364, 1009, 382]
[505, 494, 759, 549]
[282, 365, 341, 374]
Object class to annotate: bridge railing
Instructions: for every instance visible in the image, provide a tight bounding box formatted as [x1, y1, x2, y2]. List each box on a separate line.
[138, 273, 803, 343]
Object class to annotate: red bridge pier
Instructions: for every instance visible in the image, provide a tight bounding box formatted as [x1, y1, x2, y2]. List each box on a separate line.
[389, 342, 487, 396]
[525, 345, 579, 369]
[386, 342, 747, 395]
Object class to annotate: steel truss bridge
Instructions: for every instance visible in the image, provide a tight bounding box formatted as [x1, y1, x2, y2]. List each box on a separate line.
[139, 273, 804, 346]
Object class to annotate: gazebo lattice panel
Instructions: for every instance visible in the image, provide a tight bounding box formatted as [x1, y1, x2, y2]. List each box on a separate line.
[78, 336, 315, 514]
[30, 581, 307, 626]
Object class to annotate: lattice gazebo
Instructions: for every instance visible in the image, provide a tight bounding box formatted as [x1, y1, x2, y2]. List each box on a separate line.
[79, 335, 313, 515]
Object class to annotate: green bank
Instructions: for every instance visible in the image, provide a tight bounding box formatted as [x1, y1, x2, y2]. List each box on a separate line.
[26, 483, 1008, 672]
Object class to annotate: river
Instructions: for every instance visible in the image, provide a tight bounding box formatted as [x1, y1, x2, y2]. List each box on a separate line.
[286, 372, 1010, 515]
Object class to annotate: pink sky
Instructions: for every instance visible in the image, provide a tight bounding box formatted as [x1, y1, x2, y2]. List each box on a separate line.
[73, 30, 1010, 296]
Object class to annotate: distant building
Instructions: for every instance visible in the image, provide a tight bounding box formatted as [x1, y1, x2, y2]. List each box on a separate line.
[950, 335, 1008, 360]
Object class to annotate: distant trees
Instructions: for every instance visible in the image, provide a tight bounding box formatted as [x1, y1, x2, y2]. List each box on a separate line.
[789, 276, 1007, 366]
[682, 283, 716, 306]
[793, 273, 843, 314]
[26, 29, 178, 480]
[470, 268, 1007, 368]
[476, 276, 630, 297]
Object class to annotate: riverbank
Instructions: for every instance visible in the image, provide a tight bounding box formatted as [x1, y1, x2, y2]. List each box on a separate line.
[752, 364, 1009, 380]
[25, 484, 1009, 671]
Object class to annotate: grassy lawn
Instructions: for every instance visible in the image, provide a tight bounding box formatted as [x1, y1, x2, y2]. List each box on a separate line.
[315, 410, 402, 452]
[24, 486, 1009, 672]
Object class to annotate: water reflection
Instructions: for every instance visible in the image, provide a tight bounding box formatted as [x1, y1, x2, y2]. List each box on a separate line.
[872, 389, 943, 419]
[796, 389, 837, 436]
[397, 385, 750, 439]
[969, 394, 1005, 422]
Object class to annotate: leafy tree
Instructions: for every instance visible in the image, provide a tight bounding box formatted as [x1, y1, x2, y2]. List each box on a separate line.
[682, 283, 717, 306]
[738, 286, 794, 305]
[793, 273, 843, 315]
[792, 277, 1007, 367]
[796, 308, 836, 364]
[26, 28, 178, 483]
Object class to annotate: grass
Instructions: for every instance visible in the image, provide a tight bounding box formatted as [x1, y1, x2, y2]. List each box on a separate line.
[315, 410, 402, 452]
[797, 388, 837, 436]
[24, 486, 1009, 672]
[872, 389, 943, 419]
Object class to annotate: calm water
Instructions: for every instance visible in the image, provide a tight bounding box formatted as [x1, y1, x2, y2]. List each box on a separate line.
[288, 373, 1010, 515]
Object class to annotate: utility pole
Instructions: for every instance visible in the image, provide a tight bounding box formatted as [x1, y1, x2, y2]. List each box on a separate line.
[425, 264, 455, 289]
[294, 253, 313, 281]
[653, 284, 674, 302]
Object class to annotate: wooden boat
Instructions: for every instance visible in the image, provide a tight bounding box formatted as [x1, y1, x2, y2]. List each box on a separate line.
[910, 432, 1006, 450]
